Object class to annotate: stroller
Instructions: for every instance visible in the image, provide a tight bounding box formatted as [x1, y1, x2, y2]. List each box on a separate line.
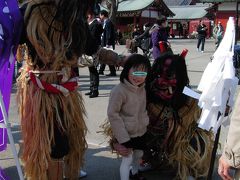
[126, 37, 152, 58]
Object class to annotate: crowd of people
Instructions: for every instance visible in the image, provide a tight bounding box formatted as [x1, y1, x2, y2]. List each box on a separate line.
[5, 0, 240, 180]
[127, 18, 225, 60]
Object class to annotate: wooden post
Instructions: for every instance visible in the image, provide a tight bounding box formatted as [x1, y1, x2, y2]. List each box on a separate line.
[170, 20, 173, 37]
[207, 127, 221, 180]
[134, 15, 136, 27]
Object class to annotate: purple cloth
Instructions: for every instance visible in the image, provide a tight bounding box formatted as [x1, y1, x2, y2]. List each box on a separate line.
[0, 167, 9, 180]
[151, 28, 168, 60]
[0, 0, 23, 152]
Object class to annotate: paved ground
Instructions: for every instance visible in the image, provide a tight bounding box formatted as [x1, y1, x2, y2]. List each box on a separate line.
[1, 39, 238, 180]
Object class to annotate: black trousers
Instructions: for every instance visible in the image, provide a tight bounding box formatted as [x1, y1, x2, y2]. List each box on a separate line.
[121, 132, 153, 150]
[99, 64, 116, 74]
[51, 125, 69, 159]
[51, 108, 69, 159]
[88, 66, 99, 91]
[197, 36, 206, 51]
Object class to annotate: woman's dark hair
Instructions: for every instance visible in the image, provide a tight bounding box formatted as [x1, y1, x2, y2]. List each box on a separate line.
[87, 3, 100, 16]
[144, 23, 151, 28]
[156, 16, 167, 26]
[120, 54, 151, 83]
[100, 10, 109, 17]
[146, 53, 189, 109]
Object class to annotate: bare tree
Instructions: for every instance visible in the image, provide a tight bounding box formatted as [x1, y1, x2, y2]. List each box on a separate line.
[102, 0, 127, 25]
[103, 0, 118, 25]
[109, 0, 118, 25]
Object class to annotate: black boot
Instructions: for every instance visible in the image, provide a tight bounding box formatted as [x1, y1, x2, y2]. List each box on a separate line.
[85, 88, 92, 95]
[88, 67, 99, 96]
[89, 90, 99, 98]
[85, 91, 92, 95]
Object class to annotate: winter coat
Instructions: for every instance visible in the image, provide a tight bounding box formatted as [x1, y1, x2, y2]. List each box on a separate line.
[107, 80, 149, 144]
[222, 92, 240, 168]
[197, 24, 207, 38]
[89, 19, 103, 46]
[101, 19, 115, 47]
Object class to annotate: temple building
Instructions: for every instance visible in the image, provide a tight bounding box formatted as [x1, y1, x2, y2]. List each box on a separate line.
[101, 0, 174, 32]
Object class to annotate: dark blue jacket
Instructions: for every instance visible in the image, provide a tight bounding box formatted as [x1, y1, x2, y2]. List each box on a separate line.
[101, 19, 115, 47]
[89, 19, 103, 46]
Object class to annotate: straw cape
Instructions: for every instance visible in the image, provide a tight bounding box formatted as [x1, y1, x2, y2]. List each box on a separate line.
[147, 98, 213, 179]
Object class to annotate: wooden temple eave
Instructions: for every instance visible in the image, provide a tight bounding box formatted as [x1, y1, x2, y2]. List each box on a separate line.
[154, 0, 175, 16]
[116, 11, 142, 17]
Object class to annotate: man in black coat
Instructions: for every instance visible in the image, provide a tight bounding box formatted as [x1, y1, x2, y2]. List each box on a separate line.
[197, 20, 207, 53]
[98, 10, 116, 76]
[86, 10, 103, 98]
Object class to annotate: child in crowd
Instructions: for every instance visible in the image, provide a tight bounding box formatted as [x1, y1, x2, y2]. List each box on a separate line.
[107, 54, 151, 180]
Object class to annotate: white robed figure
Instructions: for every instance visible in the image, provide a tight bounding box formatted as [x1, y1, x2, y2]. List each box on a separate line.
[197, 17, 239, 134]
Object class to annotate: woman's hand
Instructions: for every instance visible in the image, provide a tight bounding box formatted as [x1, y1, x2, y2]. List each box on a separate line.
[113, 143, 131, 157]
[218, 156, 234, 180]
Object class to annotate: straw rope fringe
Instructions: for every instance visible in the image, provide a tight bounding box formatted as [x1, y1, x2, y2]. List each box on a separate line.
[17, 68, 87, 179]
[163, 99, 214, 179]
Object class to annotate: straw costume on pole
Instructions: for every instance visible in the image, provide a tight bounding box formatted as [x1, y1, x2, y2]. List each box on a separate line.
[16, 0, 97, 179]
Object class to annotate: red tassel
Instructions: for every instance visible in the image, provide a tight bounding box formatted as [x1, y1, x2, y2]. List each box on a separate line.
[159, 41, 167, 53]
[29, 72, 77, 94]
[180, 49, 188, 58]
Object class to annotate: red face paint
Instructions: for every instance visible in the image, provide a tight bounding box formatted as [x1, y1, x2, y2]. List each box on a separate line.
[151, 58, 177, 100]
[154, 77, 177, 100]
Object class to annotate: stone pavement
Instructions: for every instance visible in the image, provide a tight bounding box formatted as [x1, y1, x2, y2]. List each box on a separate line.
[1, 39, 237, 180]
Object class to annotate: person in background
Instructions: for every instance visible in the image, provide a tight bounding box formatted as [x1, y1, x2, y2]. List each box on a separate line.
[135, 23, 151, 40]
[134, 23, 152, 55]
[183, 24, 188, 38]
[116, 29, 123, 45]
[150, 16, 169, 60]
[132, 26, 141, 39]
[85, 9, 103, 98]
[197, 20, 207, 53]
[178, 23, 183, 38]
[213, 21, 224, 49]
[130, 27, 141, 53]
[98, 10, 116, 76]
[218, 92, 240, 180]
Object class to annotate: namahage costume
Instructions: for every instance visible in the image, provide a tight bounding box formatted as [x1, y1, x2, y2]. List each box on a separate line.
[102, 51, 214, 179]
[16, 0, 101, 179]
[144, 53, 214, 179]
